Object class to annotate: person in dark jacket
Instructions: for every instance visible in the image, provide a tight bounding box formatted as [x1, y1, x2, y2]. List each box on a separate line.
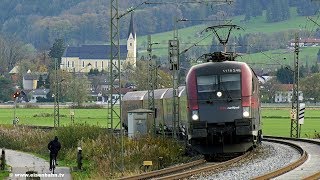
[48, 136, 61, 170]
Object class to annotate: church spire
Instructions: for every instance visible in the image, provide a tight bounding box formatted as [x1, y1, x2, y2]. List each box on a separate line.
[128, 13, 135, 39]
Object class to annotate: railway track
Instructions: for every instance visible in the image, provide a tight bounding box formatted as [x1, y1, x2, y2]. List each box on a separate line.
[121, 136, 320, 180]
[255, 136, 320, 180]
[120, 152, 251, 180]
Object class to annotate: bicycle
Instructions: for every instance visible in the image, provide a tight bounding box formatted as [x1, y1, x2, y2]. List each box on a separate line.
[50, 153, 57, 174]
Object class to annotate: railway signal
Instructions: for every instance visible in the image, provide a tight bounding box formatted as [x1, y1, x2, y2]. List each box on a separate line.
[13, 91, 20, 98]
[12, 91, 20, 126]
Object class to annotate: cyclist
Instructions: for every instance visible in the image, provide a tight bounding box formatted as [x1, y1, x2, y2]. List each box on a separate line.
[48, 136, 61, 171]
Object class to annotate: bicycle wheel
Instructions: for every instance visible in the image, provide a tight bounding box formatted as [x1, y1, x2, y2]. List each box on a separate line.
[52, 159, 56, 174]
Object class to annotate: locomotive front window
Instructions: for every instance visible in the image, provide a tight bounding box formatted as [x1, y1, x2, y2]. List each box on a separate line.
[197, 74, 241, 100]
[197, 75, 218, 93]
[220, 74, 241, 91]
[220, 74, 241, 98]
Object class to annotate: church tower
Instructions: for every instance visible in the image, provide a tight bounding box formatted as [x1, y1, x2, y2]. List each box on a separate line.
[126, 13, 137, 68]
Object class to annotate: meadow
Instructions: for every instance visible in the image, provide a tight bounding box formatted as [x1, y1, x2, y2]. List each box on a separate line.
[262, 108, 320, 138]
[0, 106, 319, 138]
[0, 108, 112, 127]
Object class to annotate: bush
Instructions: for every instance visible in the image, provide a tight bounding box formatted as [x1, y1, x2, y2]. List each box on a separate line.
[0, 125, 190, 178]
[0, 125, 53, 155]
[69, 104, 104, 109]
[24, 104, 39, 109]
[81, 135, 187, 177]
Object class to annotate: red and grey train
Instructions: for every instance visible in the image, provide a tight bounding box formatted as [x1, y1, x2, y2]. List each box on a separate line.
[121, 56, 262, 156]
[186, 60, 262, 156]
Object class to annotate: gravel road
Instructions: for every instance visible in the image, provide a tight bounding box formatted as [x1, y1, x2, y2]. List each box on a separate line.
[3, 149, 71, 180]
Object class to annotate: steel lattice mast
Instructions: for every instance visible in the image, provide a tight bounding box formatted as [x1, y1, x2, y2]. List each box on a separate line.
[147, 35, 156, 135]
[109, 0, 121, 131]
[53, 58, 60, 128]
[109, 0, 124, 175]
[290, 34, 300, 138]
[169, 35, 180, 138]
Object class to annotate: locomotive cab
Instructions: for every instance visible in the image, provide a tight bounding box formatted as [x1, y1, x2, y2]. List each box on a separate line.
[186, 61, 262, 155]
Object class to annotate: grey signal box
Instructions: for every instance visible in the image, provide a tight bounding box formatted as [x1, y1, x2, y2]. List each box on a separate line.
[127, 109, 154, 138]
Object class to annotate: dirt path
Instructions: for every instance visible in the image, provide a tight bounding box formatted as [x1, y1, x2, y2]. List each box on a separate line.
[3, 149, 71, 180]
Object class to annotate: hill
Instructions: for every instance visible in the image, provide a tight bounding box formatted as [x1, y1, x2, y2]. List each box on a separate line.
[0, 0, 319, 50]
[136, 7, 319, 70]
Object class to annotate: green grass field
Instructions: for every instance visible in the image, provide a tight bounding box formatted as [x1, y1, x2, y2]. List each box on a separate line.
[0, 108, 114, 127]
[262, 108, 320, 137]
[1, 107, 319, 138]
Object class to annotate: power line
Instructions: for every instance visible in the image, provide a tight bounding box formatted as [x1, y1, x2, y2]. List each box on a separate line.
[145, 0, 233, 5]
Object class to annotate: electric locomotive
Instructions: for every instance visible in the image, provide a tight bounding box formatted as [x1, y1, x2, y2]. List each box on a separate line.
[186, 52, 262, 156]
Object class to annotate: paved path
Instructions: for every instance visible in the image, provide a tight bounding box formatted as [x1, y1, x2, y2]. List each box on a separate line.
[3, 149, 71, 180]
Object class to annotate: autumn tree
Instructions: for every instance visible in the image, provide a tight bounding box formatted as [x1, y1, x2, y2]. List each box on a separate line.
[124, 60, 172, 91]
[49, 69, 91, 106]
[260, 78, 281, 103]
[68, 74, 90, 106]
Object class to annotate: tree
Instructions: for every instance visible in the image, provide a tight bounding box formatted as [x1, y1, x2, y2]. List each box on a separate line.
[276, 66, 294, 84]
[0, 76, 13, 102]
[244, 0, 262, 20]
[297, 1, 320, 16]
[127, 60, 172, 90]
[210, 37, 223, 52]
[300, 73, 320, 102]
[266, 0, 290, 23]
[260, 77, 281, 103]
[299, 64, 307, 78]
[48, 39, 65, 66]
[0, 35, 35, 74]
[311, 62, 319, 74]
[68, 75, 90, 106]
[49, 68, 90, 106]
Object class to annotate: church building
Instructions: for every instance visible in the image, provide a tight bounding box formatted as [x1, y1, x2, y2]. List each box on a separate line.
[61, 13, 137, 72]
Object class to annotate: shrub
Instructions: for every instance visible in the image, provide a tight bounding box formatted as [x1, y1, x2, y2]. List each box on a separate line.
[0, 125, 190, 178]
[81, 134, 187, 178]
[24, 104, 39, 109]
[55, 124, 106, 158]
[70, 104, 104, 109]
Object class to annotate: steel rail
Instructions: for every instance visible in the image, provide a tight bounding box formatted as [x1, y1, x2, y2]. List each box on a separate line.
[264, 136, 320, 180]
[155, 151, 251, 180]
[253, 136, 309, 180]
[119, 159, 206, 180]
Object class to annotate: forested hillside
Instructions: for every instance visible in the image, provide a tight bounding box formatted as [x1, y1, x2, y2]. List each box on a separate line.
[0, 0, 318, 49]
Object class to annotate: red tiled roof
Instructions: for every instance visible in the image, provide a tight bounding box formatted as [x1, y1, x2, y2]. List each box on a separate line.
[112, 88, 135, 94]
[276, 84, 293, 91]
[289, 38, 320, 43]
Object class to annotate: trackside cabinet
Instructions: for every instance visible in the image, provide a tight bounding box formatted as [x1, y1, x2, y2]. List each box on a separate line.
[128, 109, 154, 138]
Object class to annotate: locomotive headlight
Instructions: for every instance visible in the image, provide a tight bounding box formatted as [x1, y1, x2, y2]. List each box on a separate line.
[243, 107, 251, 118]
[217, 91, 222, 97]
[192, 110, 199, 121]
